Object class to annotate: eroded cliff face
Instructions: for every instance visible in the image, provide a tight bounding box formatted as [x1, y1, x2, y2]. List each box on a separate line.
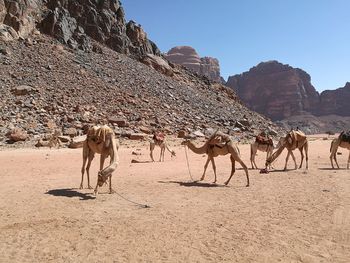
[0, 0, 160, 57]
[0, 0, 41, 41]
[165, 46, 222, 83]
[319, 82, 350, 116]
[226, 61, 320, 120]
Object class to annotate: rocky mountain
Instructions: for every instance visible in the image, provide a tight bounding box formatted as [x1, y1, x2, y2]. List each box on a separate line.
[0, 1, 283, 146]
[165, 46, 222, 83]
[226, 61, 320, 121]
[0, 0, 159, 57]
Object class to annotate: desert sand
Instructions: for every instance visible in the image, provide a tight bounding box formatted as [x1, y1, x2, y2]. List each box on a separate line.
[0, 137, 349, 262]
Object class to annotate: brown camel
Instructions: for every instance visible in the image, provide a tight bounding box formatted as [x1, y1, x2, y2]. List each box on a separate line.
[266, 130, 308, 170]
[250, 137, 274, 169]
[149, 138, 176, 162]
[80, 125, 119, 195]
[182, 131, 249, 186]
[330, 132, 350, 169]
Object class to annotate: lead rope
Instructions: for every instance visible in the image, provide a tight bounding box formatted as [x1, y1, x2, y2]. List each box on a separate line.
[113, 190, 150, 209]
[184, 145, 194, 182]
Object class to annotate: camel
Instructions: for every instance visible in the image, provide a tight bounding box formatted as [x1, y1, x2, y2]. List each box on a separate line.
[250, 137, 274, 169]
[150, 138, 176, 162]
[80, 125, 119, 195]
[329, 132, 350, 169]
[182, 131, 249, 186]
[265, 130, 308, 171]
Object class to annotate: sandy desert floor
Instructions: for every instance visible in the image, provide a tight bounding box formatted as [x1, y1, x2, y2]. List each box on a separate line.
[0, 137, 349, 262]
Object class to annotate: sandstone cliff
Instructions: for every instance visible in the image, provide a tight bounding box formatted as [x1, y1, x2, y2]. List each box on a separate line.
[319, 82, 350, 116]
[226, 61, 320, 120]
[165, 46, 222, 83]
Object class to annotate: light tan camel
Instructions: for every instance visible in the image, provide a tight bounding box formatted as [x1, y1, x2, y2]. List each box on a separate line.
[250, 140, 274, 169]
[182, 131, 250, 186]
[330, 132, 350, 169]
[80, 125, 119, 195]
[150, 138, 176, 162]
[266, 130, 308, 170]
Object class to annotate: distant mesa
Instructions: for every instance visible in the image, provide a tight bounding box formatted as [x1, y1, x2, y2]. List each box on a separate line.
[226, 60, 350, 121]
[165, 46, 222, 83]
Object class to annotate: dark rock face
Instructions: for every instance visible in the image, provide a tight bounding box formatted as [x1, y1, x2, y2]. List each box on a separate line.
[226, 61, 320, 120]
[319, 82, 350, 116]
[0, 0, 160, 57]
[41, 0, 160, 57]
[165, 46, 222, 82]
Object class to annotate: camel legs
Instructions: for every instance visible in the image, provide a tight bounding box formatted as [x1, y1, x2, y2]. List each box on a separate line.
[200, 156, 211, 181]
[150, 142, 155, 162]
[284, 151, 297, 170]
[330, 144, 340, 169]
[347, 150, 350, 169]
[225, 155, 249, 187]
[298, 147, 304, 169]
[225, 156, 236, 185]
[80, 144, 94, 189]
[211, 157, 217, 183]
[159, 145, 165, 162]
[250, 145, 258, 169]
[291, 151, 297, 170]
[305, 141, 309, 170]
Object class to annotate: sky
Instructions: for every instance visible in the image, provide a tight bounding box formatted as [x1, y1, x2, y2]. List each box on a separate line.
[122, 0, 349, 92]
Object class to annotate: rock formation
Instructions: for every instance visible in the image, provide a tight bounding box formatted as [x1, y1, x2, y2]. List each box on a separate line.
[226, 61, 320, 120]
[318, 82, 350, 116]
[0, 0, 159, 57]
[165, 46, 222, 82]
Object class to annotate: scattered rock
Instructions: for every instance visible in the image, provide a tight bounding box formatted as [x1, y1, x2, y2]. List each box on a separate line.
[68, 135, 86, 149]
[6, 128, 28, 142]
[11, 85, 33, 96]
[129, 133, 147, 140]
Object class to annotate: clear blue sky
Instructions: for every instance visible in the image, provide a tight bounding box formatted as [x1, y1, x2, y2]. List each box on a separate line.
[122, 0, 349, 92]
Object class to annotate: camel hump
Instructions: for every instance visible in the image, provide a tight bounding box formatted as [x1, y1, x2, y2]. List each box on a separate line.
[208, 131, 231, 146]
[87, 125, 114, 143]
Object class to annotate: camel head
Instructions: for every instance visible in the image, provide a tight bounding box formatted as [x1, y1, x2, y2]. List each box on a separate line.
[265, 156, 272, 168]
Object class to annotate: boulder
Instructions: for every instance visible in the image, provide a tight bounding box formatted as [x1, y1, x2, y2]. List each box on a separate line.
[108, 117, 129, 127]
[141, 54, 173, 77]
[11, 85, 33, 96]
[6, 128, 28, 142]
[68, 135, 86, 149]
[129, 133, 147, 140]
[63, 127, 77, 137]
[177, 130, 186, 138]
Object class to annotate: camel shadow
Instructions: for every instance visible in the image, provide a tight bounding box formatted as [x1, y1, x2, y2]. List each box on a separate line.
[131, 159, 153, 164]
[158, 180, 226, 188]
[45, 188, 95, 200]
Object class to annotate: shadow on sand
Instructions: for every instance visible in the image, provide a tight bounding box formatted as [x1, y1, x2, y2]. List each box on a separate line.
[45, 188, 95, 200]
[158, 180, 226, 188]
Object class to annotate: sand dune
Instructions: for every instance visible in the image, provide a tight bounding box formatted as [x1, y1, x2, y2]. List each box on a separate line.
[0, 138, 349, 262]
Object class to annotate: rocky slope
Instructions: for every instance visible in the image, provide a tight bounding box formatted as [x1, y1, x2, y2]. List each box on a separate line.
[165, 46, 222, 83]
[0, 35, 282, 146]
[226, 61, 320, 121]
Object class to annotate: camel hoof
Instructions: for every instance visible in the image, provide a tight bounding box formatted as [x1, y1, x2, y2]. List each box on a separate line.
[246, 184, 250, 187]
[88, 186, 93, 190]
[109, 189, 116, 194]
[79, 185, 83, 190]
[224, 181, 229, 186]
